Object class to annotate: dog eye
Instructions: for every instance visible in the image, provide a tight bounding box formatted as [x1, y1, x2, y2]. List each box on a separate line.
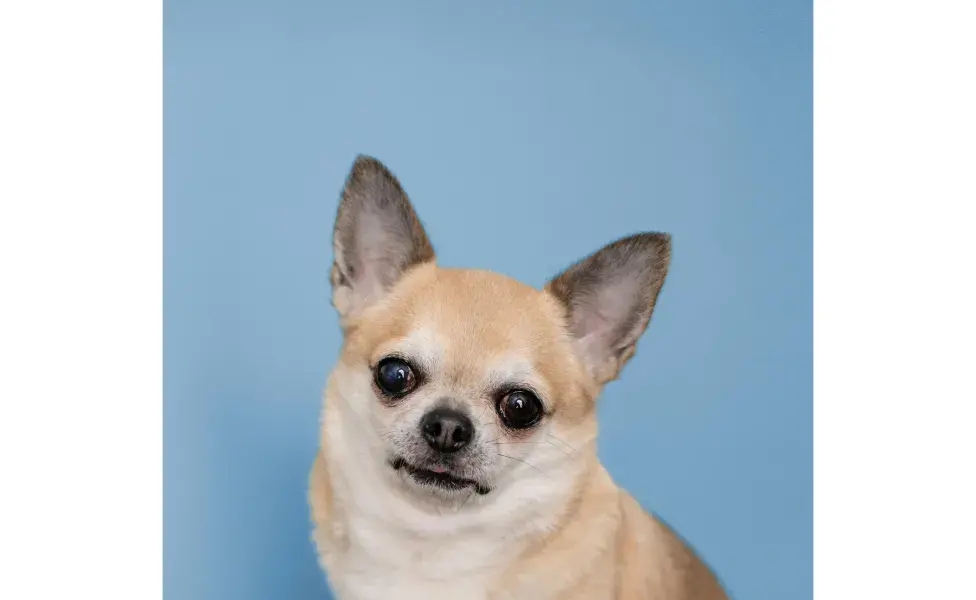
[374, 358, 417, 397]
[497, 390, 543, 429]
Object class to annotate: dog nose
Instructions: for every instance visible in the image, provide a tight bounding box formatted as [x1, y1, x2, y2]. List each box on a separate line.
[420, 408, 474, 453]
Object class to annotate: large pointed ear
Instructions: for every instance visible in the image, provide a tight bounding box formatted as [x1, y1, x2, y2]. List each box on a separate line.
[330, 155, 435, 323]
[545, 233, 671, 385]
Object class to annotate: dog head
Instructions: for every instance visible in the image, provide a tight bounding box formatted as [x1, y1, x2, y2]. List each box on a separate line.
[324, 156, 670, 503]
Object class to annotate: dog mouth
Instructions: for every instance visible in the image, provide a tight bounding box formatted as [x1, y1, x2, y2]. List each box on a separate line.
[389, 456, 491, 495]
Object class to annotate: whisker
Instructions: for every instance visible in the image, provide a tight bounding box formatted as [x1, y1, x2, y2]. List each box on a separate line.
[493, 440, 575, 458]
[496, 453, 549, 477]
[493, 441, 542, 445]
[547, 438, 578, 456]
[457, 490, 475, 511]
[546, 432, 580, 456]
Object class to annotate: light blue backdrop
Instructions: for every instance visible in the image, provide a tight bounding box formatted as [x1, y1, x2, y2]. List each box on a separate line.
[164, 1, 811, 598]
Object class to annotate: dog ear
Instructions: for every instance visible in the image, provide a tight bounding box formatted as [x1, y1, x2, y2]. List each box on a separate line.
[545, 233, 671, 385]
[330, 155, 435, 323]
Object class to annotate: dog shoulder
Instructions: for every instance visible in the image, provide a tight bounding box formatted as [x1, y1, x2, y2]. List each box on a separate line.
[308, 449, 330, 527]
[309, 447, 348, 567]
[614, 492, 728, 600]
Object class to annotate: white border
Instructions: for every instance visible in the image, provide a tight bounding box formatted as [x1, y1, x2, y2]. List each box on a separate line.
[0, 1, 162, 599]
[815, 0, 976, 598]
[1, 1, 974, 598]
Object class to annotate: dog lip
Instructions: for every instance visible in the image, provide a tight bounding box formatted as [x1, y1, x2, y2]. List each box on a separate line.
[389, 456, 490, 494]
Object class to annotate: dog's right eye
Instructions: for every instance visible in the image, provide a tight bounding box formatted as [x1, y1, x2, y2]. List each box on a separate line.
[374, 357, 417, 397]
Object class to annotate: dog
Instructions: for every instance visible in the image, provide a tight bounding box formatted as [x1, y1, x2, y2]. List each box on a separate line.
[308, 156, 728, 600]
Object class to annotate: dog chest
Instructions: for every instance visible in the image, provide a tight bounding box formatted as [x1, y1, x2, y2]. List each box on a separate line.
[335, 569, 491, 600]
[327, 519, 504, 600]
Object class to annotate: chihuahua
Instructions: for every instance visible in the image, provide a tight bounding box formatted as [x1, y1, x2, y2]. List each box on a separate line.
[309, 156, 728, 599]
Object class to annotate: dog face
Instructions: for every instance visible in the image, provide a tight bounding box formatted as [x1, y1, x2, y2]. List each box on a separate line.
[326, 156, 670, 502]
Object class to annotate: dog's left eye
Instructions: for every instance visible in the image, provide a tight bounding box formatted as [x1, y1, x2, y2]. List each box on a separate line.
[498, 390, 543, 429]
[374, 357, 417, 397]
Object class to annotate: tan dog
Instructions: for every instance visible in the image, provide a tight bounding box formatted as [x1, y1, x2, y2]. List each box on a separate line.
[309, 156, 728, 600]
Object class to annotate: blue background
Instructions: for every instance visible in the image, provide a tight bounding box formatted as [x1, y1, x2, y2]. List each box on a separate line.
[164, 1, 811, 599]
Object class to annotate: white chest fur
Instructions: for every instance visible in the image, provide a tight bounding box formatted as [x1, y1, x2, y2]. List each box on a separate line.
[321, 492, 515, 600]
[337, 577, 489, 600]
[334, 549, 493, 600]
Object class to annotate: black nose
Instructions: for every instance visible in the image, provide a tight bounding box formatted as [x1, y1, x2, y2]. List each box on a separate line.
[420, 407, 474, 453]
